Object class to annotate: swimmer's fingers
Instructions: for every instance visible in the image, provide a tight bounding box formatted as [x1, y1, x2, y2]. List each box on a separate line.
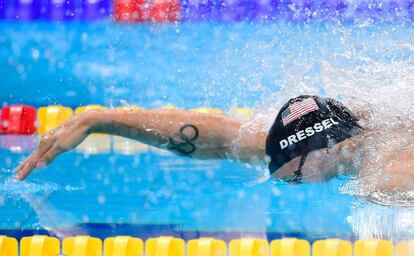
[15, 161, 36, 181]
[15, 137, 54, 180]
[15, 151, 47, 180]
[15, 146, 42, 172]
[15, 148, 41, 173]
[14, 152, 33, 174]
[37, 145, 63, 167]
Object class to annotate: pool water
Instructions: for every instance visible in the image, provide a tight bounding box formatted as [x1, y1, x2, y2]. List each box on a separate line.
[1, 20, 414, 242]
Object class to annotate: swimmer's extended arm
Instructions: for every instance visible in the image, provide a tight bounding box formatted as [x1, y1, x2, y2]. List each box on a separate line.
[15, 108, 267, 180]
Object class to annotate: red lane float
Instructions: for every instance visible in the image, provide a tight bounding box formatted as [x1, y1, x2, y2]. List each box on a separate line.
[113, 0, 180, 22]
[113, 0, 144, 22]
[149, 0, 180, 22]
[0, 105, 36, 134]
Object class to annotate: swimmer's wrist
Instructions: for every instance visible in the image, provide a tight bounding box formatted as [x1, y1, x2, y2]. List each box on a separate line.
[80, 109, 109, 134]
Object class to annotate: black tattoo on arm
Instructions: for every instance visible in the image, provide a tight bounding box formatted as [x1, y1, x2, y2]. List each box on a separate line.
[166, 124, 199, 155]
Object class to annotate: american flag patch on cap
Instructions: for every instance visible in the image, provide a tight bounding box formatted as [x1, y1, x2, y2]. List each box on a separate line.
[281, 98, 319, 126]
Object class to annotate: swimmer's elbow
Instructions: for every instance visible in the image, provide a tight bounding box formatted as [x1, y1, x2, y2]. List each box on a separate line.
[227, 130, 267, 165]
[229, 147, 267, 165]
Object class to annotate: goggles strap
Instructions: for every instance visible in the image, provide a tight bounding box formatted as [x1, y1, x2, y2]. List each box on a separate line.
[288, 152, 309, 183]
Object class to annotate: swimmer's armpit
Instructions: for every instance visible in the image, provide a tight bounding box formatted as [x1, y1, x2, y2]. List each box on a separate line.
[165, 124, 199, 155]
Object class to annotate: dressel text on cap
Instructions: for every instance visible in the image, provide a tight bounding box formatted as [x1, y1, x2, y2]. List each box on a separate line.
[279, 118, 339, 149]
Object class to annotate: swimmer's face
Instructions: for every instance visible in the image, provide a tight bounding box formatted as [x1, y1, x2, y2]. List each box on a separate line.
[272, 140, 352, 183]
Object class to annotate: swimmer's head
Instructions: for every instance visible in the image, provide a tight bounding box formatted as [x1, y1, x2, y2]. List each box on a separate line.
[265, 95, 362, 181]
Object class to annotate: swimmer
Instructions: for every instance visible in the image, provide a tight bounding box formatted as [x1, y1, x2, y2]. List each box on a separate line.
[14, 95, 414, 197]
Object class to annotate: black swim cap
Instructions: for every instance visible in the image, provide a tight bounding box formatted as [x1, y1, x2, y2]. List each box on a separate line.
[265, 95, 362, 175]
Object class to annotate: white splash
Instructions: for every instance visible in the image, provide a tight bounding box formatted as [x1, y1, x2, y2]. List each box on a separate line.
[0, 176, 84, 238]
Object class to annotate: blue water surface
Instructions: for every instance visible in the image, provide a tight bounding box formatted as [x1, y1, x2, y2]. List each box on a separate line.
[1, 20, 414, 241]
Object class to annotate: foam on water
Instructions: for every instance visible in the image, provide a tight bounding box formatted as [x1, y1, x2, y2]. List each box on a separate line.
[0, 168, 80, 195]
[220, 23, 414, 239]
[0, 170, 84, 238]
[322, 37, 414, 206]
[2, 21, 414, 240]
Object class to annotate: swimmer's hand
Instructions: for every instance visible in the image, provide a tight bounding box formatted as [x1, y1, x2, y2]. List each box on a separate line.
[15, 112, 93, 180]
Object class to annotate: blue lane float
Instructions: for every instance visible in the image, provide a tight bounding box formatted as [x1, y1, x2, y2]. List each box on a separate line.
[253, 0, 278, 21]
[13, 0, 41, 20]
[180, 0, 414, 22]
[180, 0, 212, 21]
[46, 0, 76, 20]
[0, 0, 6, 19]
[1, 0, 111, 20]
[179, 0, 340, 22]
[1, 0, 414, 22]
[216, 0, 256, 21]
[81, 0, 110, 20]
[180, 0, 279, 21]
[270, 0, 348, 22]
